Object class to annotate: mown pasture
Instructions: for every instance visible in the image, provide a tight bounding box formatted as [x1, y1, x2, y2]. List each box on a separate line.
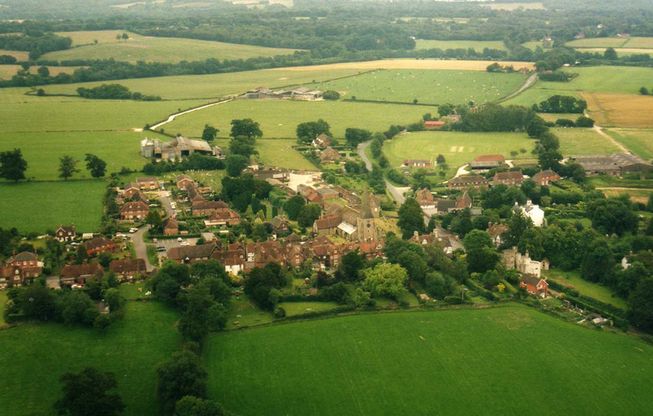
[206, 305, 653, 416]
[607, 128, 653, 159]
[255, 139, 317, 170]
[0, 300, 180, 416]
[0, 131, 158, 180]
[414, 39, 507, 51]
[566, 36, 653, 50]
[483, 2, 545, 10]
[164, 100, 428, 139]
[0, 180, 106, 232]
[553, 127, 621, 156]
[266, 59, 534, 72]
[543, 269, 627, 309]
[44, 30, 298, 63]
[383, 131, 535, 175]
[306, 69, 527, 105]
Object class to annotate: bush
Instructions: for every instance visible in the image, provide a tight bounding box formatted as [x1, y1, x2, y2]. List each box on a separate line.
[273, 307, 286, 318]
[555, 118, 576, 128]
[323, 90, 340, 100]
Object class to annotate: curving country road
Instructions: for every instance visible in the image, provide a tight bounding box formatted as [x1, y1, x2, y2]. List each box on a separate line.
[497, 72, 538, 103]
[149, 98, 233, 131]
[357, 140, 409, 204]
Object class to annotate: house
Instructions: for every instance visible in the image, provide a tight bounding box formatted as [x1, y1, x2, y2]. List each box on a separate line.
[167, 243, 218, 264]
[312, 133, 333, 149]
[333, 185, 361, 206]
[493, 170, 524, 186]
[455, 192, 472, 210]
[176, 175, 195, 190]
[532, 170, 561, 186]
[520, 275, 549, 298]
[416, 188, 435, 209]
[403, 160, 432, 169]
[120, 201, 149, 220]
[317, 187, 339, 200]
[164, 217, 179, 236]
[136, 177, 159, 191]
[289, 87, 323, 101]
[320, 147, 341, 163]
[447, 175, 489, 189]
[298, 185, 323, 204]
[204, 209, 241, 227]
[84, 237, 117, 257]
[122, 186, 146, 202]
[141, 136, 219, 161]
[270, 216, 290, 234]
[59, 263, 104, 286]
[516, 200, 545, 227]
[191, 200, 229, 217]
[424, 120, 446, 130]
[410, 229, 454, 255]
[470, 154, 505, 169]
[313, 215, 342, 236]
[568, 153, 653, 176]
[55, 225, 76, 242]
[214, 244, 247, 275]
[487, 223, 509, 247]
[502, 247, 549, 278]
[1, 252, 44, 287]
[109, 259, 146, 280]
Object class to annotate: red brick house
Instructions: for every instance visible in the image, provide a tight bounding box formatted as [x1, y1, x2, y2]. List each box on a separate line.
[109, 259, 146, 280]
[120, 201, 150, 220]
[312, 133, 333, 149]
[123, 186, 146, 202]
[84, 237, 117, 257]
[136, 177, 159, 190]
[1, 252, 44, 287]
[319, 147, 341, 163]
[520, 275, 549, 298]
[313, 215, 342, 236]
[416, 188, 435, 208]
[176, 175, 195, 190]
[164, 217, 179, 236]
[447, 175, 489, 189]
[471, 154, 505, 169]
[191, 200, 229, 217]
[60, 263, 104, 286]
[532, 169, 561, 186]
[493, 170, 524, 186]
[204, 209, 241, 227]
[55, 225, 76, 242]
[424, 120, 445, 130]
[455, 191, 473, 210]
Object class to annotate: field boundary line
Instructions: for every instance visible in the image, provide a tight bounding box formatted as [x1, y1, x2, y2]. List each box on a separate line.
[149, 98, 233, 130]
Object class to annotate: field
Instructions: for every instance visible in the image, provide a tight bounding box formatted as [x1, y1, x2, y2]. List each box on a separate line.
[553, 127, 621, 156]
[164, 100, 428, 139]
[0, 131, 158, 180]
[566, 36, 653, 51]
[0, 300, 180, 416]
[544, 269, 627, 309]
[383, 131, 535, 174]
[414, 39, 507, 51]
[268, 59, 534, 72]
[0, 49, 29, 60]
[307, 69, 527, 105]
[255, 139, 316, 170]
[205, 305, 653, 416]
[43, 30, 298, 63]
[278, 301, 340, 317]
[0, 65, 80, 80]
[582, 93, 653, 128]
[607, 128, 653, 159]
[0, 180, 106, 232]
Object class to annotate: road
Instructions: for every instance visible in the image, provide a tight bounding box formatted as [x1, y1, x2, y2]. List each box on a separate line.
[149, 98, 233, 130]
[357, 141, 373, 171]
[592, 124, 629, 154]
[497, 72, 538, 103]
[158, 191, 175, 217]
[357, 140, 409, 204]
[130, 225, 155, 272]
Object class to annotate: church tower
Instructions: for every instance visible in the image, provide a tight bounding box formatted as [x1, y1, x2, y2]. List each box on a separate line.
[357, 191, 378, 242]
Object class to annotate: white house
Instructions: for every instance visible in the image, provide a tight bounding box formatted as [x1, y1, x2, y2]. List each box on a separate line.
[516, 200, 545, 227]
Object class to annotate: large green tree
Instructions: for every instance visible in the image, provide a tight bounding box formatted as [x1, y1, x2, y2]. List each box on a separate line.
[283, 195, 306, 220]
[58, 155, 79, 180]
[363, 263, 408, 300]
[297, 203, 321, 228]
[201, 124, 218, 142]
[55, 367, 125, 416]
[628, 278, 653, 333]
[230, 118, 262, 139]
[84, 154, 107, 178]
[0, 148, 27, 182]
[296, 119, 331, 144]
[175, 396, 224, 416]
[397, 197, 424, 239]
[157, 351, 208, 415]
[463, 230, 499, 273]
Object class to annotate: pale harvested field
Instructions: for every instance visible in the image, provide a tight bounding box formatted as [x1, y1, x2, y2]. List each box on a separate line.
[0, 49, 28, 60]
[582, 93, 653, 128]
[271, 59, 534, 72]
[599, 188, 651, 204]
[0, 65, 80, 80]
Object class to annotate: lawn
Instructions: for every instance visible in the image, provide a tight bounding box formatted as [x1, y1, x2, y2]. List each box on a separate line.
[0, 301, 180, 416]
[164, 100, 427, 139]
[0, 180, 106, 233]
[544, 269, 627, 309]
[554, 127, 621, 156]
[44, 30, 297, 63]
[607, 128, 653, 159]
[227, 296, 273, 330]
[383, 131, 535, 175]
[306, 69, 527, 105]
[255, 139, 316, 170]
[0, 131, 161, 180]
[414, 39, 507, 51]
[205, 305, 653, 416]
[278, 301, 341, 317]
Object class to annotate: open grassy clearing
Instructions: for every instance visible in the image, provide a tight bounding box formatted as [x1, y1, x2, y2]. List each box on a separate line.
[41, 68, 365, 100]
[582, 93, 653, 128]
[568, 47, 653, 56]
[566, 37, 653, 49]
[255, 139, 316, 170]
[502, 86, 577, 107]
[306, 69, 527, 105]
[0, 65, 80, 80]
[278, 301, 341, 317]
[165, 100, 427, 139]
[44, 30, 298, 64]
[0, 49, 28, 60]
[414, 39, 507, 51]
[0, 180, 105, 233]
[600, 187, 652, 205]
[554, 127, 621, 156]
[206, 304, 653, 416]
[270, 59, 535, 72]
[0, 301, 180, 416]
[383, 131, 535, 175]
[544, 269, 626, 309]
[607, 128, 653, 160]
[0, 131, 159, 180]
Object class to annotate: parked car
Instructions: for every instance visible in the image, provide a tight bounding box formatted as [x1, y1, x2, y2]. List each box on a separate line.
[129, 228, 138, 233]
[156, 246, 166, 252]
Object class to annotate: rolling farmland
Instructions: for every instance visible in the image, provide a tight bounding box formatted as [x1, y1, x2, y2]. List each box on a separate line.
[415, 39, 507, 51]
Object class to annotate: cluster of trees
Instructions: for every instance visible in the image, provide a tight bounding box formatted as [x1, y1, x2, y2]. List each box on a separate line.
[533, 95, 588, 114]
[296, 119, 331, 145]
[554, 116, 594, 128]
[486, 62, 515, 73]
[77, 84, 161, 101]
[244, 263, 288, 313]
[0, 148, 109, 181]
[283, 195, 322, 228]
[640, 87, 653, 95]
[0, 32, 71, 59]
[0, 148, 28, 182]
[225, 118, 262, 176]
[221, 173, 272, 213]
[538, 71, 577, 82]
[345, 128, 373, 147]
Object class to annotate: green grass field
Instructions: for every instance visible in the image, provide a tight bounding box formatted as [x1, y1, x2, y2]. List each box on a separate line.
[554, 127, 621, 156]
[0, 180, 106, 232]
[0, 131, 159, 180]
[278, 301, 341, 317]
[0, 291, 6, 326]
[41, 68, 364, 100]
[415, 39, 507, 51]
[607, 128, 653, 160]
[255, 139, 316, 170]
[165, 100, 427, 139]
[205, 305, 653, 416]
[306, 69, 527, 104]
[44, 30, 297, 64]
[544, 269, 626, 309]
[566, 36, 653, 50]
[383, 131, 535, 174]
[0, 300, 180, 416]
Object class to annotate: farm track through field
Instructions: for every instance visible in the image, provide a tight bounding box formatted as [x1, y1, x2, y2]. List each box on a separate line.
[149, 98, 233, 130]
[496, 73, 538, 103]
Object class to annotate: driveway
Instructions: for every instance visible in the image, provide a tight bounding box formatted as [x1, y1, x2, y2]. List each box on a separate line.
[158, 191, 176, 217]
[357, 141, 373, 171]
[130, 225, 154, 272]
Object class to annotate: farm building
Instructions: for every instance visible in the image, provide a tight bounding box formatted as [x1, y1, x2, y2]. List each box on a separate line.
[141, 136, 219, 161]
[240, 86, 323, 101]
[568, 153, 653, 176]
[403, 159, 432, 169]
[447, 175, 489, 189]
[470, 154, 505, 169]
[424, 120, 446, 130]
